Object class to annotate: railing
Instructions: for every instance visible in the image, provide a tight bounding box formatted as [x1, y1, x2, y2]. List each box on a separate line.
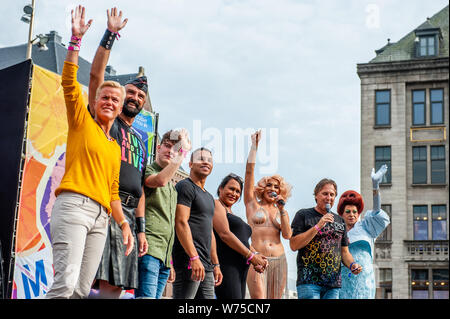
[404, 240, 449, 260]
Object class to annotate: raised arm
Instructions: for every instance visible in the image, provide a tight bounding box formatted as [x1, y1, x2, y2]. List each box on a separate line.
[145, 129, 191, 188]
[62, 6, 92, 128]
[244, 130, 261, 215]
[65, 5, 92, 65]
[360, 164, 390, 239]
[88, 7, 128, 115]
[371, 164, 387, 212]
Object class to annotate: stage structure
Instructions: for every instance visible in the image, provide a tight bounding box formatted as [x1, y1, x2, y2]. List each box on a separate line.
[0, 60, 157, 299]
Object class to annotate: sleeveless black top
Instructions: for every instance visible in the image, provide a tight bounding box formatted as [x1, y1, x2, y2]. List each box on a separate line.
[215, 212, 252, 267]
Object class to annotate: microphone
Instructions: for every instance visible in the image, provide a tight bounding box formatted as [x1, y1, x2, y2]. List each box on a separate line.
[325, 203, 337, 229]
[270, 192, 285, 206]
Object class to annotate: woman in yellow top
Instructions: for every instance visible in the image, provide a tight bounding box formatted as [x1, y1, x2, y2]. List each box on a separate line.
[45, 5, 134, 299]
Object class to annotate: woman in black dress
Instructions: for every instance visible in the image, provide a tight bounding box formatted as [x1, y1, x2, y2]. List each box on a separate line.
[213, 174, 268, 299]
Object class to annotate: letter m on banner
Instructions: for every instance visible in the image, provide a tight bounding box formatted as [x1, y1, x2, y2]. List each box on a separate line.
[20, 259, 48, 299]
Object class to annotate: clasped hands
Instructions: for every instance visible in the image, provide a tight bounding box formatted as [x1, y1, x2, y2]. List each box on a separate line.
[251, 253, 269, 273]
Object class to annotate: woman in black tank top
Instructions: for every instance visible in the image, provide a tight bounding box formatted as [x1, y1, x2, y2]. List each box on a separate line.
[213, 174, 268, 299]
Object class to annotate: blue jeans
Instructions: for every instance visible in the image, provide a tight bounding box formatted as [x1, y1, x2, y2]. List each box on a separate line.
[135, 255, 170, 299]
[297, 284, 340, 299]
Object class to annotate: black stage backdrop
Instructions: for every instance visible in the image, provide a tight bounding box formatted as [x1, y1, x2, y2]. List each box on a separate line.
[0, 60, 32, 299]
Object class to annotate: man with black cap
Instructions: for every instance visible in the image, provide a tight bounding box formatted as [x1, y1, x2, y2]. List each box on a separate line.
[87, 8, 149, 298]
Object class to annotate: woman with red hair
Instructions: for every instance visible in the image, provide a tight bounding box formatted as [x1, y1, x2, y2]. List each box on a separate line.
[337, 165, 390, 299]
[244, 130, 292, 299]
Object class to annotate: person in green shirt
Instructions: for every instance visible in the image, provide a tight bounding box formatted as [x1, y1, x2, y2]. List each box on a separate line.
[135, 129, 191, 299]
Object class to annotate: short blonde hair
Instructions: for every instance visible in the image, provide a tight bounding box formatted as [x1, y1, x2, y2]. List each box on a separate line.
[254, 174, 292, 202]
[95, 80, 126, 102]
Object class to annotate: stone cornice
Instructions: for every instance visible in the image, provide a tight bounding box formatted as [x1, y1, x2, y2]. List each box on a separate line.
[357, 57, 449, 77]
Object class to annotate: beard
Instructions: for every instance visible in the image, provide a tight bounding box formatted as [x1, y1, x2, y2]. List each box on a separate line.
[122, 98, 143, 118]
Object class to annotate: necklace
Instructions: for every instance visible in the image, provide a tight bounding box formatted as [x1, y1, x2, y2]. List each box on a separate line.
[95, 120, 113, 141]
[117, 115, 133, 128]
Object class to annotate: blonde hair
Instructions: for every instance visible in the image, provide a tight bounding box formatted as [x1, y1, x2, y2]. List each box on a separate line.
[95, 80, 126, 101]
[254, 174, 292, 202]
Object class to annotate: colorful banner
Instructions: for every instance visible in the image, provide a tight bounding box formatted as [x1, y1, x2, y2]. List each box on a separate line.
[133, 108, 155, 162]
[12, 65, 155, 299]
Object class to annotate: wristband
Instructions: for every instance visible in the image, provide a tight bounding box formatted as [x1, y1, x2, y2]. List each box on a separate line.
[213, 264, 220, 268]
[188, 255, 200, 269]
[246, 252, 259, 265]
[246, 253, 255, 265]
[118, 219, 128, 228]
[68, 35, 81, 51]
[314, 224, 322, 234]
[109, 28, 121, 39]
[179, 147, 188, 158]
[71, 35, 81, 43]
[136, 217, 145, 233]
[68, 45, 79, 51]
[349, 262, 357, 277]
[100, 29, 119, 50]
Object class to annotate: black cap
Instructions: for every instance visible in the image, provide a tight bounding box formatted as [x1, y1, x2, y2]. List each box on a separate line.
[125, 76, 148, 94]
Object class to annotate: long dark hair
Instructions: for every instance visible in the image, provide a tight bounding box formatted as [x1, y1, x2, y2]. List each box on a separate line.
[217, 173, 244, 201]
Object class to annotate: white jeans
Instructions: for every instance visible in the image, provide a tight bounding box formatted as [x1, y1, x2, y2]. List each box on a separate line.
[46, 192, 109, 299]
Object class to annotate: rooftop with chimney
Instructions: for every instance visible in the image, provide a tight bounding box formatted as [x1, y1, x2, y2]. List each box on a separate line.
[370, 5, 448, 63]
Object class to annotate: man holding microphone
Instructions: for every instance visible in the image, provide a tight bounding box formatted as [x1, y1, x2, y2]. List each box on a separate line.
[290, 178, 362, 299]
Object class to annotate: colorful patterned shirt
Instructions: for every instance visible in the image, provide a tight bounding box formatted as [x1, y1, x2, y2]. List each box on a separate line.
[291, 208, 349, 288]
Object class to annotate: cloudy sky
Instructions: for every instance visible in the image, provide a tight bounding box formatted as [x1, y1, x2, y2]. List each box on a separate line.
[2, 0, 448, 289]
